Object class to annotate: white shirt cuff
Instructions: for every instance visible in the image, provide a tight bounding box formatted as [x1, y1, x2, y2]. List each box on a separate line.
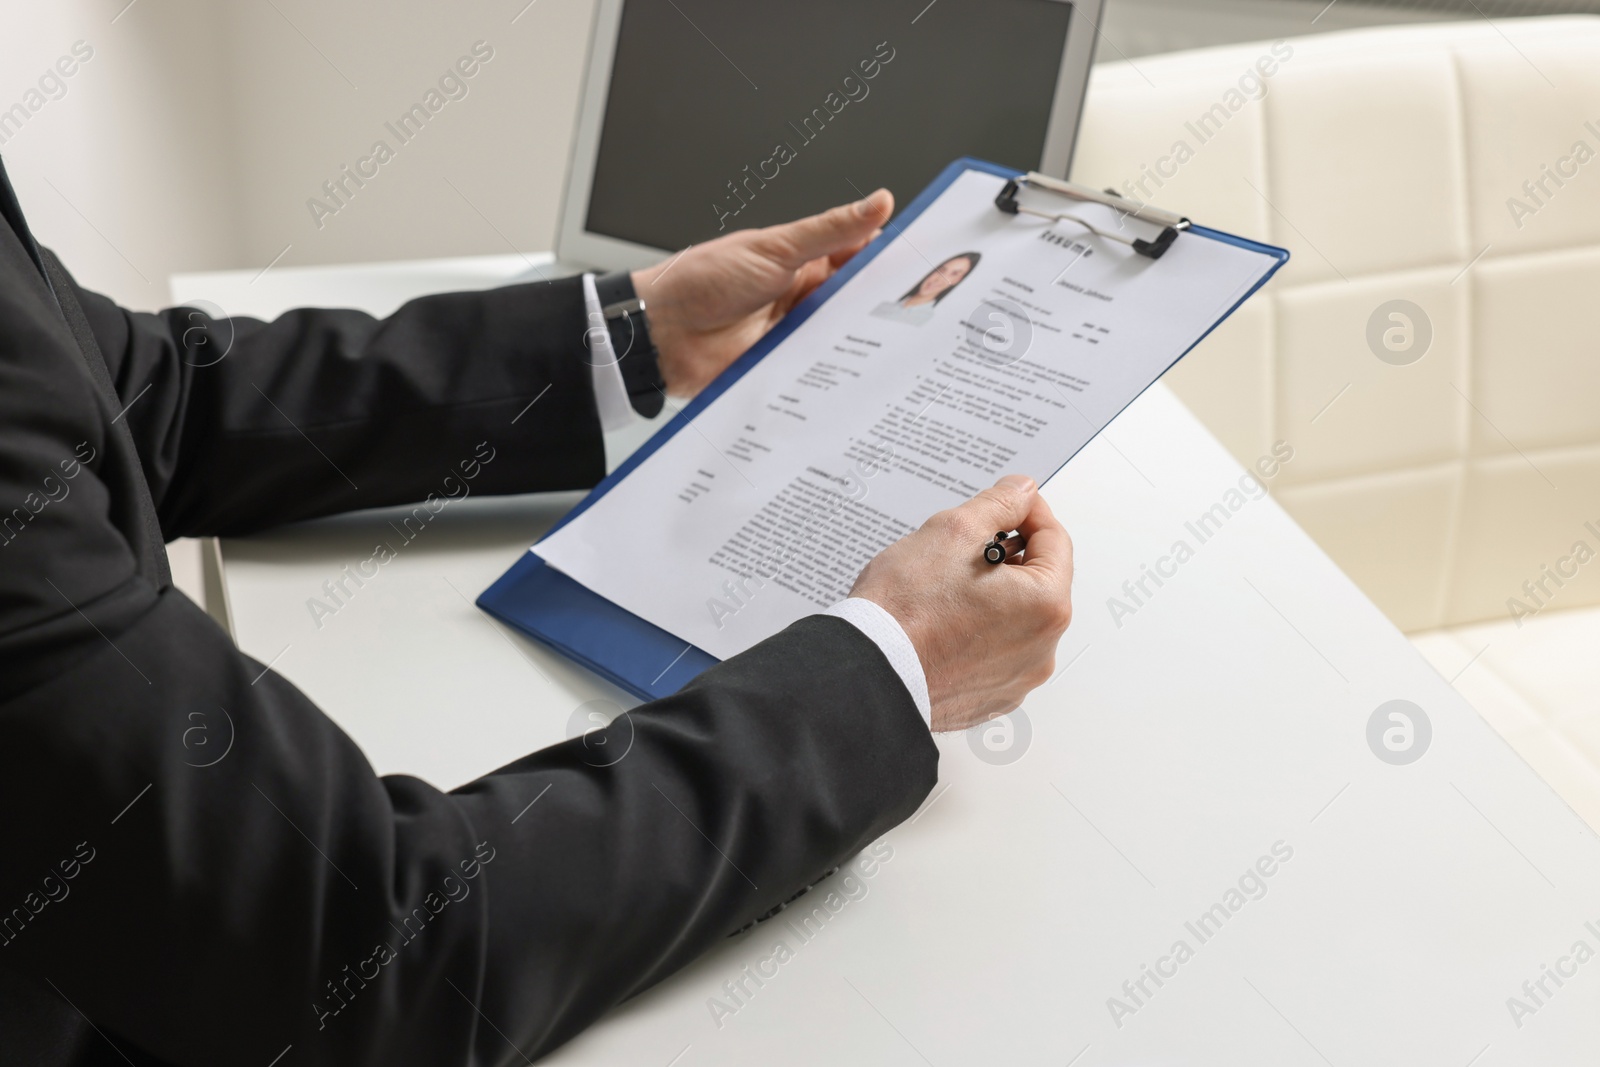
[823, 598, 932, 730]
[582, 272, 636, 433]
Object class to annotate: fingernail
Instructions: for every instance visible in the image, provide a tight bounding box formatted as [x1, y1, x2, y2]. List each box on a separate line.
[998, 474, 1035, 492]
[855, 190, 884, 218]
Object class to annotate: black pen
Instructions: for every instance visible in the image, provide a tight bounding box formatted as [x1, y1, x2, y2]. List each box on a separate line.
[983, 530, 1027, 565]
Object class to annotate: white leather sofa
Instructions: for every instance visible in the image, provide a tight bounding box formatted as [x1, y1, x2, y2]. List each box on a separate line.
[1074, 15, 1600, 828]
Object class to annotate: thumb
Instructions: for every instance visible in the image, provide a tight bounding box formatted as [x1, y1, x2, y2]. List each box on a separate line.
[765, 189, 893, 269]
[959, 474, 1037, 535]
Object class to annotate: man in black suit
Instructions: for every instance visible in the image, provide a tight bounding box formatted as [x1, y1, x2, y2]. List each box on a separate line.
[0, 153, 1073, 1066]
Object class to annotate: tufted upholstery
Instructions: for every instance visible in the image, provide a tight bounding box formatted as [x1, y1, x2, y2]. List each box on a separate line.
[1073, 16, 1600, 632]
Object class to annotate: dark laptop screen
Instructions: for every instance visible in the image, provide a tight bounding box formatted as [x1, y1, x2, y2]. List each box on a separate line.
[585, 0, 1076, 251]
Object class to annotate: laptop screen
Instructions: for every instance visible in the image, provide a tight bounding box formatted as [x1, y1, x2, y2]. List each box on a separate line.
[584, 0, 1076, 253]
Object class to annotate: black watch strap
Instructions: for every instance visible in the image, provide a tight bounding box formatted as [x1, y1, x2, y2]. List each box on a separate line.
[593, 270, 665, 418]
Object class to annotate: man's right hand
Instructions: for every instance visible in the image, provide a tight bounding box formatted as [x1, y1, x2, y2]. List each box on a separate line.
[849, 474, 1075, 732]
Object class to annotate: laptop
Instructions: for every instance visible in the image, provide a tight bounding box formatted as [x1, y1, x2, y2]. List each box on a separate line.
[551, 0, 1105, 274]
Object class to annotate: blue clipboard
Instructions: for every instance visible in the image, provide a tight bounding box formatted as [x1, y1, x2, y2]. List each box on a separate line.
[478, 156, 1289, 702]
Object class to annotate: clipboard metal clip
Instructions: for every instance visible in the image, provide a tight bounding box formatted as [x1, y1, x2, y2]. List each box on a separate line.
[995, 172, 1190, 260]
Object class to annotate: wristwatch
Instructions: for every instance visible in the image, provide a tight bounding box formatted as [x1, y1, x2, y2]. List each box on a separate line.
[593, 270, 665, 418]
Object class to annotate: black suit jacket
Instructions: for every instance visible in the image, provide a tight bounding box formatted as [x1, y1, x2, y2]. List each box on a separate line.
[0, 157, 937, 1066]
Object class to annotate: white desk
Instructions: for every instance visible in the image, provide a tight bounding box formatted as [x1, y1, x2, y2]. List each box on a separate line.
[174, 257, 1600, 1065]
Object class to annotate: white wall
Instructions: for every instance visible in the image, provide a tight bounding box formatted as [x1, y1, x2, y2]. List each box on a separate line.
[1, 0, 596, 308]
[218, 0, 595, 272]
[0, 0, 240, 310]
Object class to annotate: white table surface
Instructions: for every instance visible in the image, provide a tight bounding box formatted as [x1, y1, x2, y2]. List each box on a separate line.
[173, 256, 1600, 1065]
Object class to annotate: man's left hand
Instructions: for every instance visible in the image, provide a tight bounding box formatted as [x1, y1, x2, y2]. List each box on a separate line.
[633, 188, 893, 398]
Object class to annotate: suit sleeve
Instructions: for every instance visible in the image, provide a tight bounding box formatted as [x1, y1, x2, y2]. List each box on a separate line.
[66, 263, 608, 538]
[0, 242, 940, 1064]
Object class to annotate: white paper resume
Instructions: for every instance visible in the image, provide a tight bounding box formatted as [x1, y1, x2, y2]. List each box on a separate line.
[535, 169, 1281, 660]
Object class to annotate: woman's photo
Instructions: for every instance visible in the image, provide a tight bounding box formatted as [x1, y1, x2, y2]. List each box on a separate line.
[870, 250, 981, 326]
